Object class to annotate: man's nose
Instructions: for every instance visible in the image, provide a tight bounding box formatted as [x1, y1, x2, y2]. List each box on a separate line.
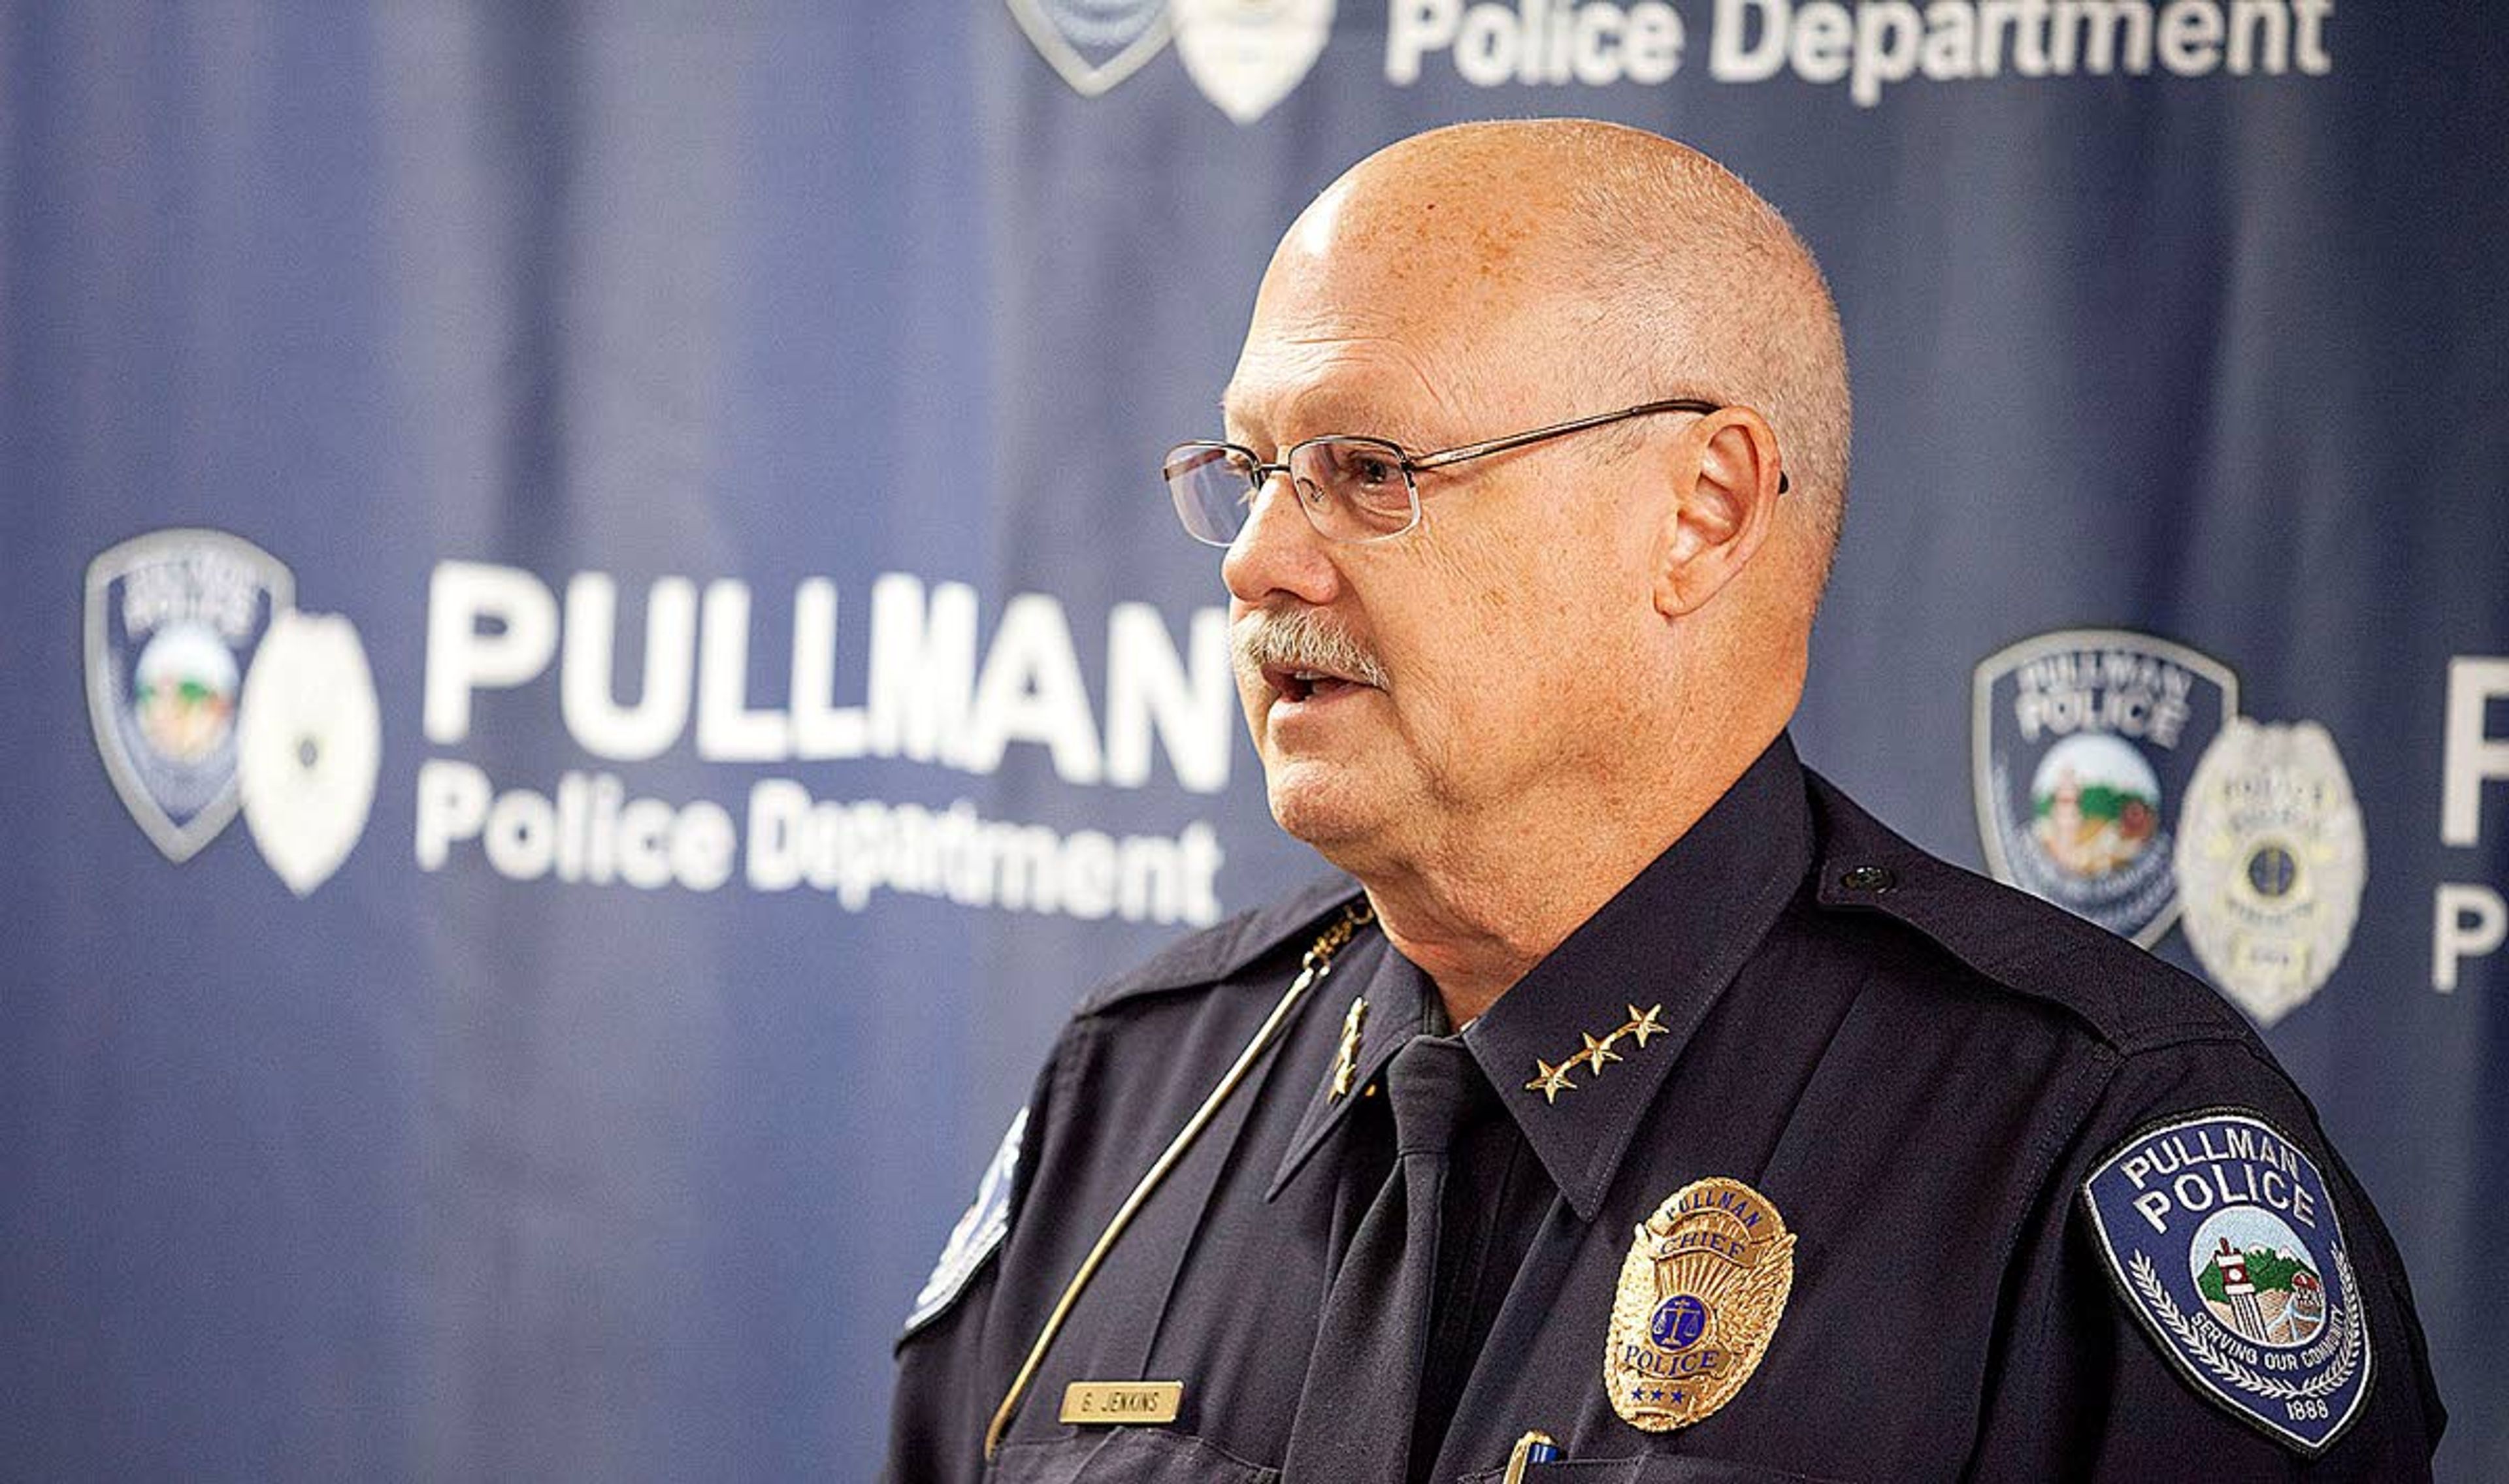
[1222, 472, 1339, 609]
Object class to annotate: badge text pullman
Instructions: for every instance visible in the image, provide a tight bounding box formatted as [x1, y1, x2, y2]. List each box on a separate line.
[2117, 1122, 2318, 1234]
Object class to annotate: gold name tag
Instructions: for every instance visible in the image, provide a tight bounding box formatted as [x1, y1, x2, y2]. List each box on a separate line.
[1058, 1381, 1183, 1425]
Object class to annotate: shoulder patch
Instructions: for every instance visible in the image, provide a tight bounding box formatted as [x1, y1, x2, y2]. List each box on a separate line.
[2078, 1107, 2372, 1455]
[900, 1106, 1028, 1342]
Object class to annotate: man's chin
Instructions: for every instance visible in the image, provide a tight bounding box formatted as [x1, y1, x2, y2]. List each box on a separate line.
[1262, 762, 1386, 856]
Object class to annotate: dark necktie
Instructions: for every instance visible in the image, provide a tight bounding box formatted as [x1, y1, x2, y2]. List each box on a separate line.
[1281, 1033, 1478, 1482]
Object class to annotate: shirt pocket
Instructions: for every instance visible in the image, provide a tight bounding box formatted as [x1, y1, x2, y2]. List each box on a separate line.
[987, 1427, 1280, 1484]
[1458, 1457, 1848, 1484]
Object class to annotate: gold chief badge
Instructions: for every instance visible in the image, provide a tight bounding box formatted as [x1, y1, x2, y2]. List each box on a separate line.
[1605, 1176, 1796, 1432]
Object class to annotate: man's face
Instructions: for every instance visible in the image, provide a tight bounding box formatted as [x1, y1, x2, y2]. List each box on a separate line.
[1218, 218, 1669, 867]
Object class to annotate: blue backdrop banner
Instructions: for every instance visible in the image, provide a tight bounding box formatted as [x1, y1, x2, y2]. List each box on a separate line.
[3, 3, 2503, 1479]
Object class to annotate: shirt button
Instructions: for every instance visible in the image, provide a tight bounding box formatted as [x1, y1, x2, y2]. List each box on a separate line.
[1840, 864, 1896, 893]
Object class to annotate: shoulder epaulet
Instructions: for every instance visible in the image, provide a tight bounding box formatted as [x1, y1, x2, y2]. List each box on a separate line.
[1803, 771, 2255, 1055]
[1074, 871, 1363, 1018]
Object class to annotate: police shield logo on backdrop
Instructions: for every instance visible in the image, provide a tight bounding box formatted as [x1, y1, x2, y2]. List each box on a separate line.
[2081, 1110, 2371, 1454]
[1174, 0, 1334, 123]
[1974, 630, 2237, 946]
[86, 529, 295, 862]
[86, 529, 380, 893]
[1006, 0, 1174, 96]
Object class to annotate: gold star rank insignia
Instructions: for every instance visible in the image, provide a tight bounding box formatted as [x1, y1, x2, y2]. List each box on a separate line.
[1328, 997, 1367, 1101]
[1522, 1004, 1669, 1104]
[1525, 1058, 1578, 1103]
[1606, 1176, 1796, 1433]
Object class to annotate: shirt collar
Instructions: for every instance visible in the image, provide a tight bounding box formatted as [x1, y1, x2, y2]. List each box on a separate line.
[1460, 733, 1813, 1221]
[1266, 930, 1433, 1201]
[1266, 734, 1814, 1219]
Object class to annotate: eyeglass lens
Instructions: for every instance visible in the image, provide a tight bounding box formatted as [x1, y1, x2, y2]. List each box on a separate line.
[1163, 444, 1258, 545]
[1162, 438, 1418, 547]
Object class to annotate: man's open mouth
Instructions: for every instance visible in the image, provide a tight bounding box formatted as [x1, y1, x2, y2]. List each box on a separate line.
[1264, 665, 1369, 704]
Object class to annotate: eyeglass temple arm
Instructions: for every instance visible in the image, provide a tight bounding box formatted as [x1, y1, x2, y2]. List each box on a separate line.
[1407, 399, 1790, 494]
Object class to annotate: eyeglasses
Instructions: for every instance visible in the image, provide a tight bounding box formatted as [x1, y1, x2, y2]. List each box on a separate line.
[1162, 397, 1787, 547]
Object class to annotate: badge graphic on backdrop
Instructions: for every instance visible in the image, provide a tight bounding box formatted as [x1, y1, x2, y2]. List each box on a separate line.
[2080, 1110, 2371, 1454]
[1006, 0, 1173, 96]
[237, 612, 382, 897]
[1605, 1177, 1794, 1433]
[2173, 721, 2366, 1026]
[1173, 0, 1334, 124]
[1973, 630, 2237, 946]
[86, 530, 295, 862]
[902, 1106, 1028, 1340]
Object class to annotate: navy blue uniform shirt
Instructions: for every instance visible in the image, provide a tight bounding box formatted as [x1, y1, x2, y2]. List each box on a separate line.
[887, 737, 2443, 1481]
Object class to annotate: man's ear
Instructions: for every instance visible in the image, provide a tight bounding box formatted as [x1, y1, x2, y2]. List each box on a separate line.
[1652, 408, 1784, 619]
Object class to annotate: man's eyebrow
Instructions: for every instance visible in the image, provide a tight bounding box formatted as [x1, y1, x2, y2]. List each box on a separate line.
[1217, 396, 1256, 444]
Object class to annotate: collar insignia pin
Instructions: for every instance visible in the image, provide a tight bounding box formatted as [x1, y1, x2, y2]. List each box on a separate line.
[1328, 996, 1367, 1101]
[1526, 1057, 1578, 1104]
[1523, 1003, 1667, 1104]
[1606, 1176, 1796, 1432]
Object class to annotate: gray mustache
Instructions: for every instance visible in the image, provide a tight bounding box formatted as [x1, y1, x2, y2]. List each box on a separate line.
[1233, 608, 1391, 690]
